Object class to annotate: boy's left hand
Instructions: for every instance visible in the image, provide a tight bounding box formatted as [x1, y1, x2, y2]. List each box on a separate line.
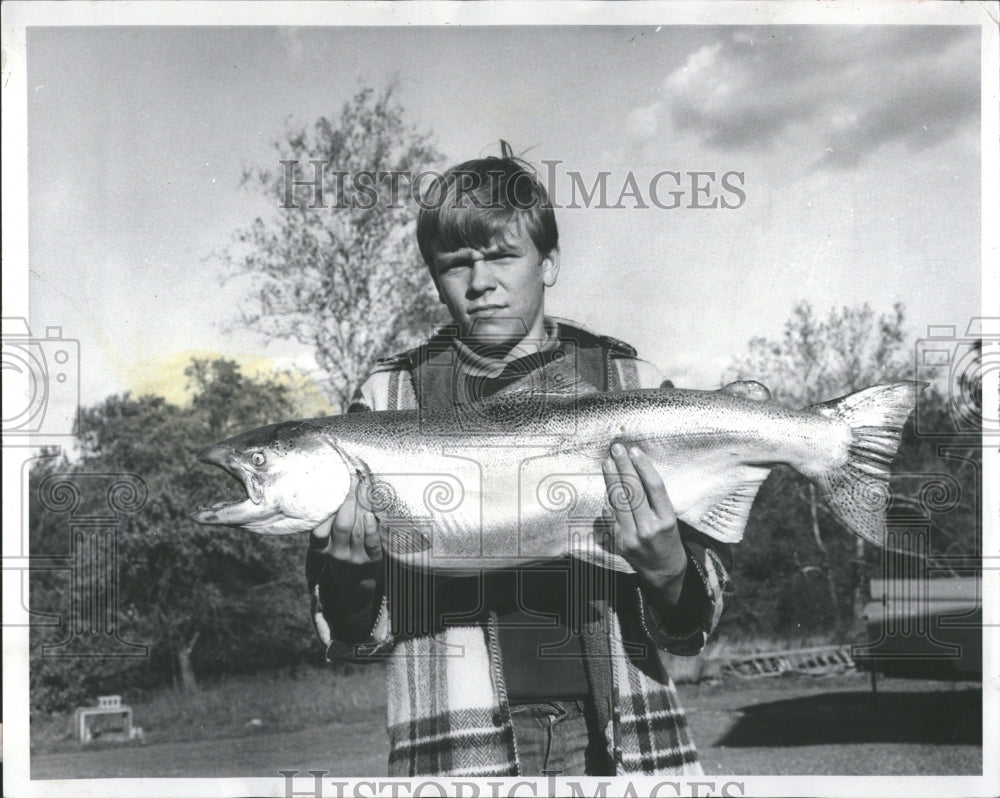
[602, 443, 688, 607]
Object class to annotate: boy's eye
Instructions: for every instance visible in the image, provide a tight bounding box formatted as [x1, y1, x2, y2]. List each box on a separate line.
[435, 247, 520, 274]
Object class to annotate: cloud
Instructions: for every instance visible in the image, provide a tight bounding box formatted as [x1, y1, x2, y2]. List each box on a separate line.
[633, 26, 980, 170]
[626, 101, 662, 140]
[278, 27, 305, 67]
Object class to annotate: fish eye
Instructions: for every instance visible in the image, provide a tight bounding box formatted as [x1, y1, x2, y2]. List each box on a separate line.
[250, 451, 267, 467]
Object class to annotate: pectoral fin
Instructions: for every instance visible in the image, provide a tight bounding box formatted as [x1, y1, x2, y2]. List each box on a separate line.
[382, 521, 432, 557]
[568, 537, 636, 574]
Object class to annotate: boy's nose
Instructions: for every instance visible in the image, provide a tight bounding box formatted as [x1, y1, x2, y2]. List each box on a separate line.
[468, 257, 497, 293]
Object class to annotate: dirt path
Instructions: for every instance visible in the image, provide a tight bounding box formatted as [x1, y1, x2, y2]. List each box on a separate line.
[31, 672, 980, 779]
[680, 671, 981, 775]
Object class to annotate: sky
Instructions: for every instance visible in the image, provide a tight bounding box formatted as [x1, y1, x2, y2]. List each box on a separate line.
[17, 22, 986, 425]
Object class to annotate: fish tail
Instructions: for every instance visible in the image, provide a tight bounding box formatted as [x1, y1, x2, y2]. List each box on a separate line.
[811, 381, 926, 548]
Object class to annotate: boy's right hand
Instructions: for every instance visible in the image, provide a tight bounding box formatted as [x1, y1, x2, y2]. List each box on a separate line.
[309, 474, 383, 565]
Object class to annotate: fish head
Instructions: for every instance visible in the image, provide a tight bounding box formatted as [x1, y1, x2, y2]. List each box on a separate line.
[190, 421, 352, 535]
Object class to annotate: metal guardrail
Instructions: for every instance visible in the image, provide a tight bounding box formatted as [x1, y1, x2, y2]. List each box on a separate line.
[719, 644, 856, 679]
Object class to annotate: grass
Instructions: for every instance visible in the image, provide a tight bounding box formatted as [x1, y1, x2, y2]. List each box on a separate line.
[30, 634, 847, 753]
[31, 663, 387, 754]
[30, 670, 982, 779]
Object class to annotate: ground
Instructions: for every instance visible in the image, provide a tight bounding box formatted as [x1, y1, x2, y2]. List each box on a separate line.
[29, 669, 981, 779]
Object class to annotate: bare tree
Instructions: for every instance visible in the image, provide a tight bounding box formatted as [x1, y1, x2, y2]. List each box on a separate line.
[225, 84, 448, 410]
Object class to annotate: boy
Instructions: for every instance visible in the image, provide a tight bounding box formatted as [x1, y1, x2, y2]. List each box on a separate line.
[307, 148, 732, 777]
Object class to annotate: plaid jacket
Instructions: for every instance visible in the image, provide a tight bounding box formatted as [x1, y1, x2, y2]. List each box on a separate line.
[309, 319, 732, 777]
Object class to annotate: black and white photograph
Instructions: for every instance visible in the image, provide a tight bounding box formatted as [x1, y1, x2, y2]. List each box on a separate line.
[2, 2, 998, 797]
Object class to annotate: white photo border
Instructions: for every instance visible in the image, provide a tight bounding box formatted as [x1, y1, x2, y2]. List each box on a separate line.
[2, 2, 997, 797]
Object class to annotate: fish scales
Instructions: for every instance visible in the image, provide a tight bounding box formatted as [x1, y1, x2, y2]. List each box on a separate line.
[192, 381, 923, 571]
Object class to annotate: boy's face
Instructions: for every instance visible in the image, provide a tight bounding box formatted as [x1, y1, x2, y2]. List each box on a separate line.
[430, 223, 560, 345]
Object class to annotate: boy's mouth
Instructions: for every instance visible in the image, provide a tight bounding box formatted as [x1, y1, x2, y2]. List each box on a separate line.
[468, 303, 506, 317]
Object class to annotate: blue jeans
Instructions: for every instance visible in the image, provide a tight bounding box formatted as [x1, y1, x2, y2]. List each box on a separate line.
[509, 699, 613, 776]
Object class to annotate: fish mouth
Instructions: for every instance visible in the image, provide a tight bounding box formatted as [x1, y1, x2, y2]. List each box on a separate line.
[190, 444, 265, 525]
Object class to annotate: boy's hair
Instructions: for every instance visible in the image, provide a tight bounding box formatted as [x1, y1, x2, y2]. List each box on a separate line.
[416, 144, 558, 269]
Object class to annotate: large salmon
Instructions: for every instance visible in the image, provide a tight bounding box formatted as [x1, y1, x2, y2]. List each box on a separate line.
[191, 380, 922, 571]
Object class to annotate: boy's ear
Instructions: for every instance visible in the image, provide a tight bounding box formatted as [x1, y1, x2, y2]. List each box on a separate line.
[541, 248, 560, 288]
[433, 277, 446, 305]
[428, 263, 446, 304]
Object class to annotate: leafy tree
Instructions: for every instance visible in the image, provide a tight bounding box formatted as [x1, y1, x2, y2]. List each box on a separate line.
[729, 300, 910, 405]
[225, 83, 449, 410]
[889, 336, 982, 567]
[30, 359, 316, 707]
[724, 301, 914, 635]
[721, 301, 978, 638]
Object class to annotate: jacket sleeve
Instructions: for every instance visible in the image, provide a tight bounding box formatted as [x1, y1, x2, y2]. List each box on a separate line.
[306, 377, 396, 662]
[634, 524, 733, 656]
[624, 358, 733, 654]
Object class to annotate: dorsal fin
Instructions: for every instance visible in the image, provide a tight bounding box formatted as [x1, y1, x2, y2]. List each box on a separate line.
[719, 380, 771, 402]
